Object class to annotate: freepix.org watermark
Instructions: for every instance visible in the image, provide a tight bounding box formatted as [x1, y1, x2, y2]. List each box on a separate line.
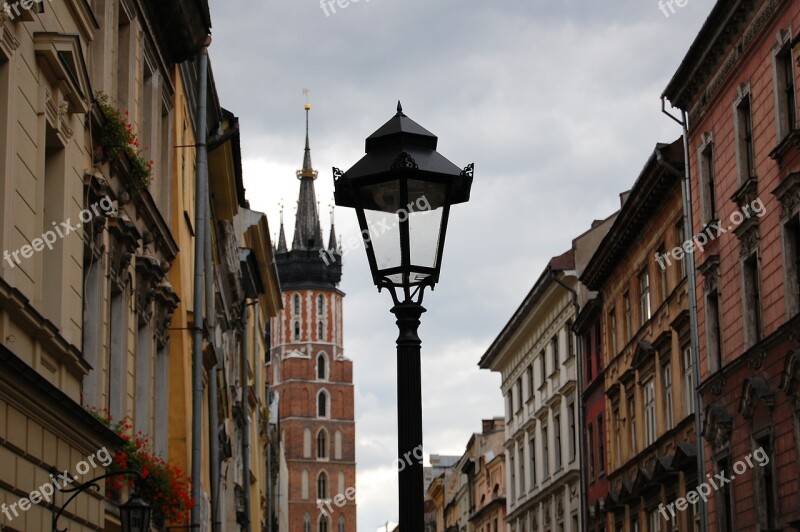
[0, 447, 113, 525]
[657, 0, 690, 18]
[655, 197, 766, 271]
[317, 444, 423, 517]
[658, 446, 770, 520]
[2, 0, 53, 20]
[319, 0, 371, 17]
[3, 195, 116, 269]
[319, 195, 432, 266]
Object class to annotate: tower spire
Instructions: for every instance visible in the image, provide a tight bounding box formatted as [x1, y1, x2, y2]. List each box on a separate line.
[293, 95, 323, 250]
[276, 202, 288, 253]
[328, 203, 338, 251]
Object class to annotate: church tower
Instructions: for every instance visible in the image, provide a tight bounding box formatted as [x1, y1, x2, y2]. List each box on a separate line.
[268, 103, 357, 532]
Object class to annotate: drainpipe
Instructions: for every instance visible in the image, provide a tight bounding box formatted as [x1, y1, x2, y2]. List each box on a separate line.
[658, 100, 708, 532]
[549, 271, 587, 531]
[206, 203, 220, 532]
[191, 40, 211, 529]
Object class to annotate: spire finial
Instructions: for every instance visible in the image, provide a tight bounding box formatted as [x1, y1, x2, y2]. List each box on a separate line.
[299, 89, 316, 177]
[396, 100, 404, 115]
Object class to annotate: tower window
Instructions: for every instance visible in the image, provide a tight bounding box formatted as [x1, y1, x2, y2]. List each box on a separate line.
[317, 429, 328, 459]
[317, 354, 326, 380]
[318, 390, 328, 418]
[318, 295, 324, 316]
[294, 294, 301, 316]
[317, 471, 328, 499]
[294, 321, 301, 341]
[318, 321, 324, 341]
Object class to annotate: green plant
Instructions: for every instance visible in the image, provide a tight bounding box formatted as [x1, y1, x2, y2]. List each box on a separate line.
[94, 92, 153, 194]
[85, 406, 193, 525]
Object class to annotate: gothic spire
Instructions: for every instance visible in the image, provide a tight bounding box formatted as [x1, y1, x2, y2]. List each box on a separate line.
[292, 103, 323, 250]
[276, 203, 288, 253]
[328, 204, 338, 251]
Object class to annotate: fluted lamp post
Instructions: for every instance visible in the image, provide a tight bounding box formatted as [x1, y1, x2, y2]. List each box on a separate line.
[333, 102, 473, 527]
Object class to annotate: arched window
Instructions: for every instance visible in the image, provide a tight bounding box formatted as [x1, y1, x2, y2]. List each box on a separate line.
[317, 429, 328, 459]
[317, 471, 328, 499]
[304, 513, 311, 532]
[317, 354, 326, 380]
[338, 515, 345, 532]
[294, 294, 301, 315]
[318, 321, 324, 341]
[302, 470, 309, 499]
[318, 390, 328, 418]
[319, 515, 329, 532]
[294, 321, 300, 340]
[318, 295, 324, 316]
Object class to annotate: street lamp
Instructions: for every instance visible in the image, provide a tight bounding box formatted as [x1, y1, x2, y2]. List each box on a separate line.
[333, 102, 473, 527]
[52, 470, 151, 532]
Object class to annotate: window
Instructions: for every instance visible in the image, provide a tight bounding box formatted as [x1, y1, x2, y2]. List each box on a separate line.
[541, 423, 549, 477]
[304, 513, 311, 532]
[506, 392, 513, 420]
[529, 436, 537, 487]
[539, 350, 546, 387]
[302, 470, 310, 499]
[518, 443, 525, 497]
[657, 245, 668, 302]
[717, 457, 734, 532]
[682, 346, 695, 416]
[613, 408, 622, 467]
[737, 95, 756, 180]
[515, 378, 522, 412]
[587, 424, 595, 479]
[554, 413, 562, 471]
[334, 430, 342, 460]
[756, 436, 777, 529]
[294, 294, 301, 315]
[624, 292, 632, 342]
[585, 333, 593, 381]
[317, 429, 328, 459]
[597, 415, 605, 474]
[551, 335, 559, 374]
[318, 391, 328, 418]
[775, 44, 797, 139]
[743, 254, 762, 345]
[786, 217, 800, 316]
[609, 309, 618, 354]
[294, 321, 301, 341]
[317, 354, 326, 380]
[663, 364, 674, 431]
[318, 321, 324, 341]
[700, 143, 717, 223]
[639, 269, 651, 325]
[318, 295, 325, 316]
[319, 515, 329, 532]
[526, 365, 534, 401]
[628, 395, 637, 455]
[648, 509, 661, 532]
[676, 221, 687, 279]
[318, 471, 328, 499]
[706, 289, 723, 372]
[567, 400, 576, 462]
[644, 378, 656, 446]
[509, 451, 516, 501]
[338, 515, 345, 532]
[566, 320, 574, 358]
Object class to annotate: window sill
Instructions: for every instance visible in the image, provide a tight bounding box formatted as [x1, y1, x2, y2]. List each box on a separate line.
[769, 128, 800, 167]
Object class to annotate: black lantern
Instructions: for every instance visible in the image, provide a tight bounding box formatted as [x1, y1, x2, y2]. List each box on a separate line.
[119, 492, 152, 532]
[333, 102, 473, 304]
[334, 102, 473, 528]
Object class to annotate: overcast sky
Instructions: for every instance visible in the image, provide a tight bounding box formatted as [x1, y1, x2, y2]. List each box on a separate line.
[206, 0, 714, 527]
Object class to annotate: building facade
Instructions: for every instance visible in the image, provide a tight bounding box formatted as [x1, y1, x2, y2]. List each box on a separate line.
[663, 0, 800, 528]
[479, 250, 583, 532]
[268, 106, 357, 532]
[582, 139, 702, 531]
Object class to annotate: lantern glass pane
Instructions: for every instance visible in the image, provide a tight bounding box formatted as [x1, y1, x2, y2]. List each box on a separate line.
[363, 207, 402, 272]
[408, 207, 443, 269]
[407, 179, 447, 210]
[359, 180, 401, 213]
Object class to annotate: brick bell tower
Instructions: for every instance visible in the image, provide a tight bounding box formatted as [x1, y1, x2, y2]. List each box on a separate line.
[268, 102, 357, 532]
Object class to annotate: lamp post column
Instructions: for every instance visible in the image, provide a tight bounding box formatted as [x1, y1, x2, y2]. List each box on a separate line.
[392, 301, 426, 529]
